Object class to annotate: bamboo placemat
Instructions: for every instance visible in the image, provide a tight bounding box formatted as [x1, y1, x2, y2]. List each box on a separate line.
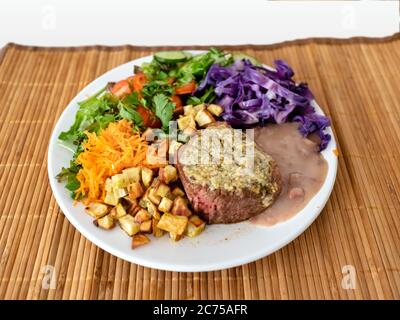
[0, 35, 400, 300]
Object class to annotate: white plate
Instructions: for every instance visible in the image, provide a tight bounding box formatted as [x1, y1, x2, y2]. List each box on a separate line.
[48, 51, 337, 272]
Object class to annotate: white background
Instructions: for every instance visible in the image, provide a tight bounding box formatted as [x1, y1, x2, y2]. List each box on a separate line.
[0, 0, 399, 48]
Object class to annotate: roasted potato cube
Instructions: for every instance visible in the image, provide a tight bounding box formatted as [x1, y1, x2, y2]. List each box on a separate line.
[207, 104, 224, 117]
[94, 214, 115, 230]
[132, 234, 150, 249]
[158, 197, 173, 213]
[118, 215, 140, 236]
[85, 202, 109, 218]
[146, 139, 169, 166]
[139, 220, 152, 233]
[148, 187, 161, 205]
[185, 221, 205, 237]
[193, 104, 206, 116]
[113, 187, 128, 199]
[177, 114, 196, 130]
[159, 165, 178, 184]
[152, 218, 164, 238]
[157, 213, 188, 235]
[123, 167, 141, 184]
[168, 140, 182, 164]
[127, 182, 144, 199]
[171, 197, 192, 217]
[146, 201, 160, 218]
[104, 191, 119, 206]
[195, 109, 215, 127]
[172, 187, 185, 198]
[169, 232, 183, 241]
[105, 178, 113, 192]
[112, 173, 127, 189]
[141, 167, 154, 188]
[134, 208, 152, 223]
[111, 203, 127, 219]
[189, 215, 205, 227]
[183, 104, 194, 116]
[142, 128, 155, 142]
[156, 183, 170, 198]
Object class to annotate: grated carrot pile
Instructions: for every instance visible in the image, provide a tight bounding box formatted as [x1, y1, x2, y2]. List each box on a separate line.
[75, 119, 153, 203]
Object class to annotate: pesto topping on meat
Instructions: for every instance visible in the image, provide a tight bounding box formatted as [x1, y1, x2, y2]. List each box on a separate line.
[179, 127, 279, 206]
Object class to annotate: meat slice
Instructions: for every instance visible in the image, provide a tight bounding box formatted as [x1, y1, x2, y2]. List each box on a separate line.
[176, 126, 281, 224]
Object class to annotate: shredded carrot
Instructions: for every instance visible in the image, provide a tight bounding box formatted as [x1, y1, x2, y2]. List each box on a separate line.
[75, 119, 159, 203]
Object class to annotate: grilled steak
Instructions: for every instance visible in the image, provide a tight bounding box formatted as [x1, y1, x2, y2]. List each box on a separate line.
[177, 125, 281, 224]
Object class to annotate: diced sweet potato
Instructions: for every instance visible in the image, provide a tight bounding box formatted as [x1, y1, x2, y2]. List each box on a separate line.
[195, 109, 215, 127]
[157, 213, 188, 235]
[158, 165, 178, 184]
[152, 218, 164, 238]
[158, 197, 173, 213]
[134, 208, 152, 223]
[156, 183, 170, 198]
[118, 215, 140, 236]
[139, 220, 152, 233]
[141, 167, 154, 188]
[177, 114, 196, 130]
[127, 182, 144, 199]
[148, 187, 161, 205]
[207, 104, 224, 117]
[132, 234, 150, 249]
[123, 167, 141, 184]
[169, 232, 183, 241]
[172, 187, 185, 198]
[85, 202, 109, 218]
[189, 215, 205, 227]
[171, 197, 192, 217]
[93, 214, 115, 230]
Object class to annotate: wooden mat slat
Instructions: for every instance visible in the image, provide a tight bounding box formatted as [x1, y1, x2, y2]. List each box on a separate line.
[0, 36, 399, 299]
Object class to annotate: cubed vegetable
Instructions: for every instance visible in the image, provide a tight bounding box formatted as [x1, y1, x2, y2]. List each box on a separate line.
[152, 218, 164, 238]
[85, 202, 109, 218]
[141, 167, 154, 188]
[127, 182, 144, 199]
[157, 213, 188, 235]
[195, 109, 215, 127]
[132, 234, 150, 249]
[123, 167, 141, 184]
[169, 232, 183, 241]
[171, 197, 192, 217]
[159, 165, 177, 184]
[134, 208, 152, 223]
[118, 215, 140, 236]
[185, 221, 205, 237]
[111, 203, 127, 219]
[158, 197, 173, 213]
[148, 187, 161, 205]
[94, 214, 115, 230]
[139, 220, 152, 233]
[104, 191, 119, 206]
[172, 187, 185, 198]
[207, 104, 223, 117]
[177, 115, 196, 130]
[156, 183, 170, 198]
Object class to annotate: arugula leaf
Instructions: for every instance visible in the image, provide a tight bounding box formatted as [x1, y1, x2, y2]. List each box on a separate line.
[118, 102, 143, 130]
[56, 160, 81, 197]
[187, 86, 216, 105]
[153, 94, 174, 132]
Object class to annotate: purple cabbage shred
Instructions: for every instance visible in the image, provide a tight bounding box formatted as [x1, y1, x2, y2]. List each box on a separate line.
[195, 59, 331, 151]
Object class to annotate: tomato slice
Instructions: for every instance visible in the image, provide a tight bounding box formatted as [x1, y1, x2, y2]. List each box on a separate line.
[129, 73, 147, 91]
[171, 95, 184, 116]
[111, 80, 132, 98]
[137, 105, 161, 128]
[175, 80, 196, 95]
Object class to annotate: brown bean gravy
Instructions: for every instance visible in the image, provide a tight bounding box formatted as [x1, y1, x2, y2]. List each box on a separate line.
[250, 122, 328, 226]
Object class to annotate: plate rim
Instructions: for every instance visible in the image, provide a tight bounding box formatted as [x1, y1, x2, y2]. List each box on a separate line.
[47, 51, 338, 272]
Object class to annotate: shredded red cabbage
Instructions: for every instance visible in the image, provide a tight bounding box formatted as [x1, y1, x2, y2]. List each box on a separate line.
[195, 59, 331, 151]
